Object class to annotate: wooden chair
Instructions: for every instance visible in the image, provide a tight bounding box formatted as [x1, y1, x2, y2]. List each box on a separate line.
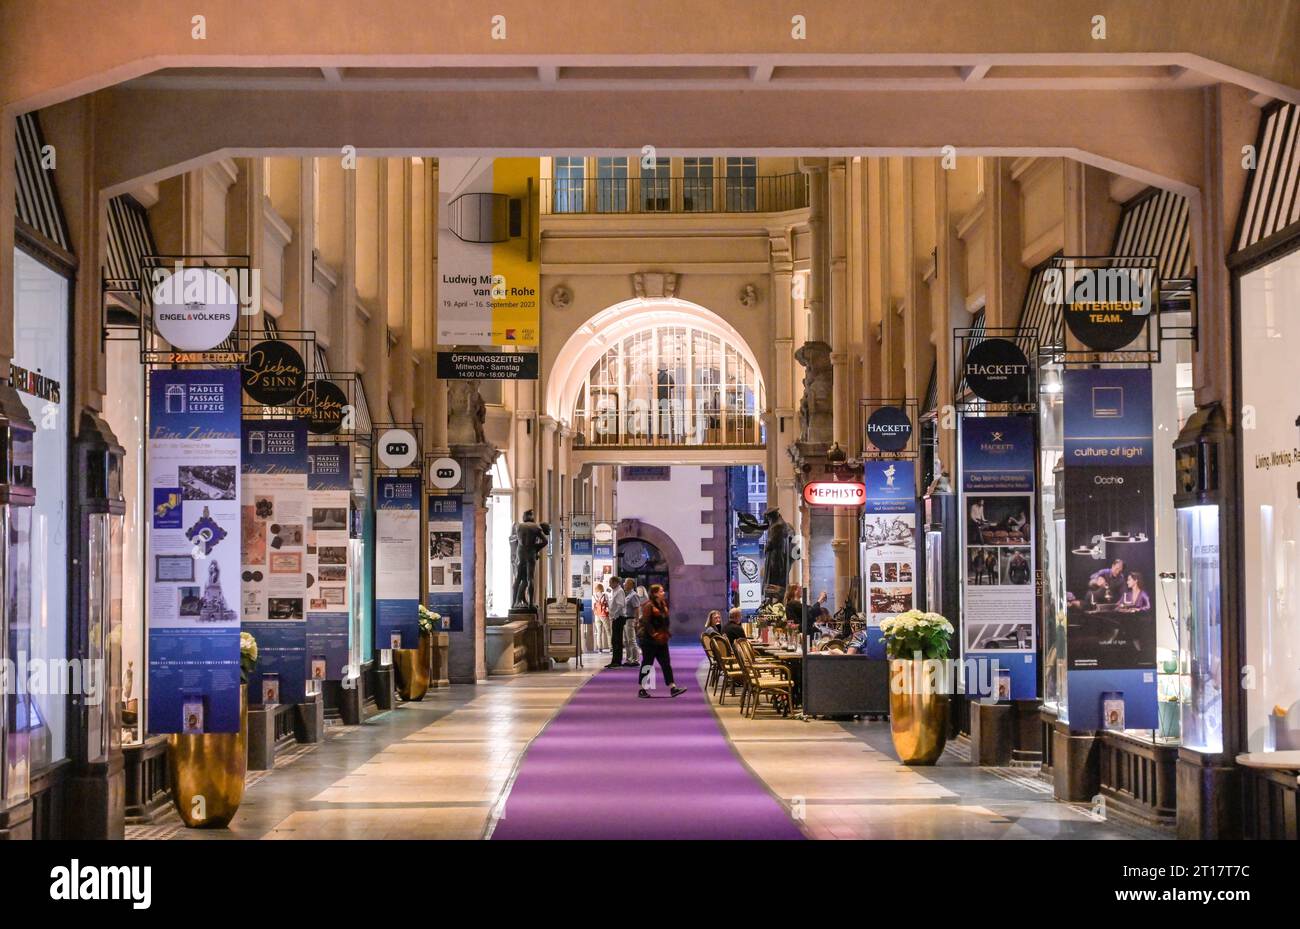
[732, 637, 794, 718]
[709, 635, 747, 704]
[700, 633, 722, 691]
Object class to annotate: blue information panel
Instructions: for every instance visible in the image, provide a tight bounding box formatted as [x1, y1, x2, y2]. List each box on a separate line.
[147, 369, 243, 734]
[375, 475, 422, 649]
[306, 445, 352, 681]
[241, 418, 310, 706]
[960, 416, 1038, 701]
[861, 460, 918, 659]
[1063, 368, 1158, 731]
[427, 494, 465, 633]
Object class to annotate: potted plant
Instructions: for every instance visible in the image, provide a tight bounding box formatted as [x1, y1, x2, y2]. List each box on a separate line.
[167, 631, 255, 828]
[756, 599, 786, 644]
[879, 610, 954, 765]
[396, 607, 442, 701]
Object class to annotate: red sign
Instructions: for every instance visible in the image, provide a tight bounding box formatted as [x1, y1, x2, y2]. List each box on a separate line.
[803, 481, 866, 507]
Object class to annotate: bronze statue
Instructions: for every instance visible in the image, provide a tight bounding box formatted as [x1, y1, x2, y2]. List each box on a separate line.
[510, 509, 551, 609]
[760, 508, 793, 598]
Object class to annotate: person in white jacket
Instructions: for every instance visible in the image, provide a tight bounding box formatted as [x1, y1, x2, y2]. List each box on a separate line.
[604, 577, 628, 669]
[623, 582, 645, 665]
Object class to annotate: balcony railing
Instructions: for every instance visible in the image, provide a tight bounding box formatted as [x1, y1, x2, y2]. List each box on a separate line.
[544, 174, 808, 215]
[571, 404, 764, 449]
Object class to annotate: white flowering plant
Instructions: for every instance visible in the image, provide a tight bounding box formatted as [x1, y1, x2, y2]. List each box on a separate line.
[240, 631, 259, 684]
[417, 605, 443, 634]
[877, 610, 954, 660]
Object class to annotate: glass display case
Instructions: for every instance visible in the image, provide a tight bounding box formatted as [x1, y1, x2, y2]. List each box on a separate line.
[1173, 404, 1225, 754]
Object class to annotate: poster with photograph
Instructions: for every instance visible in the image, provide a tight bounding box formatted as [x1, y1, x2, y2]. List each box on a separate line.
[241, 419, 309, 705]
[960, 416, 1038, 700]
[1063, 368, 1158, 731]
[376, 475, 422, 648]
[305, 445, 351, 680]
[735, 538, 762, 610]
[438, 157, 541, 346]
[147, 369, 242, 734]
[426, 494, 465, 633]
[861, 460, 918, 658]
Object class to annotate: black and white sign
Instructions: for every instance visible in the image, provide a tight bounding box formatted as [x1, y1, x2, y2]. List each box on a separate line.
[437, 351, 539, 380]
[377, 428, 418, 470]
[428, 456, 462, 490]
[243, 340, 306, 406]
[963, 338, 1032, 404]
[865, 406, 913, 453]
[152, 267, 239, 351]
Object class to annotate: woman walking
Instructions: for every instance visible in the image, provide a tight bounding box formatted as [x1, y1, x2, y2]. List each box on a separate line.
[637, 584, 687, 699]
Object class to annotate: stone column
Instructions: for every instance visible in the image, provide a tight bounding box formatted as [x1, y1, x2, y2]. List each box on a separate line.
[448, 443, 495, 683]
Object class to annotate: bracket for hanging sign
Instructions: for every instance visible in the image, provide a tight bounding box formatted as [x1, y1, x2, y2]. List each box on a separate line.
[952, 326, 1039, 415]
[859, 397, 920, 460]
[1045, 255, 1163, 368]
[372, 422, 424, 474]
[125, 254, 259, 366]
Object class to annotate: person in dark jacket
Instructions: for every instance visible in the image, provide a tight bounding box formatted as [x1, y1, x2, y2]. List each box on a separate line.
[637, 584, 686, 699]
[723, 607, 747, 643]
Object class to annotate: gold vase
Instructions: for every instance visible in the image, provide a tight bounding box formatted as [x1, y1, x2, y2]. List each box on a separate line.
[888, 659, 950, 765]
[167, 684, 248, 828]
[395, 633, 433, 701]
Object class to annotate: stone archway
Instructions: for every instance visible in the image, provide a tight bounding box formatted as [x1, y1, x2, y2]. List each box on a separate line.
[618, 507, 727, 641]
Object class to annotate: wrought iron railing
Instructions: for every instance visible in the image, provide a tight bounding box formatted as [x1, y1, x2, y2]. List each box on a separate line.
[544, 174, 808, 215]
[571, 405, 763, 448]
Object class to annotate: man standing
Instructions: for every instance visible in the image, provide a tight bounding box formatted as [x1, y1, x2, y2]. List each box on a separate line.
[605, 576, 626, 669]
[622, 579, 643, 666]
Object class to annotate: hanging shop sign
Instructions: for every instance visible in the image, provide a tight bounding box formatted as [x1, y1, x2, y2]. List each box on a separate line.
[241, 418, 309, 706]
[570, 514, 593, 540]
[861, 461, 919, 658]
[302, 379, 349, 435]
[375, 475, 423, 648]
[152, 267, 239, 352]
[437, 350, 539, 380]
[865, 406, 913, 453]
[427, 495, 465, 633]
[736, 538, 763, 610]
[1048, 259, 1158, 352]
[803, 480, 866, 507]
[428, 456, 462, 490]
[377, 427, 419, 470]
[305, 445, 352, 682]
[147, 369, 242, 734]
[437, 158, 541, 346]
[963, 339, 1033, 404]
[242, 339, 306, 407]
[594, 522, 615, 543]
[959, 416, 1038, 700]
[1063, 367, 1157, 731]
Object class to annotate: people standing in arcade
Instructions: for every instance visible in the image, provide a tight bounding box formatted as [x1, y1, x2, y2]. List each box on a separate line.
[637, 584, 687, 699]
[593, 582, 610, 653]
[604, 575, 627, 669]
[622, 579, 644, 666]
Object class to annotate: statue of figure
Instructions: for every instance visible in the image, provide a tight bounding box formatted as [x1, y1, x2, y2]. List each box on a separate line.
[199, 558, 235, 622]
[761, 508, 793, 598]
[510, 509, 551, 610]
[447, 380, 487, 445]
[794, 340, 834, 445]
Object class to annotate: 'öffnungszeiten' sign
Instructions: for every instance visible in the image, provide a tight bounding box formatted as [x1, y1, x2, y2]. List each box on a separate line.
[437, 351, 538, 380]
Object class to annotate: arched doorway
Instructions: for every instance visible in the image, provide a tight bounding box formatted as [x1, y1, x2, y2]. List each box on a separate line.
[616, 537, 670, 599]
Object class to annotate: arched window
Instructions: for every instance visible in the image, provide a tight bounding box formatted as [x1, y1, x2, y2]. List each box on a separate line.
[572, 323, 764, 447]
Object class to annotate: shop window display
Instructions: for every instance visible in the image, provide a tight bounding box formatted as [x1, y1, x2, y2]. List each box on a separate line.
[11, 248, 70, 770]
[1239, 247, 1300, 753]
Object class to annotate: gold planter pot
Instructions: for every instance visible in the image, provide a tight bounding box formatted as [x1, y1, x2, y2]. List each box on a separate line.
[395, 633, 433, 701]
[167, 684, 248, 828]
[888, 659, 950, 765]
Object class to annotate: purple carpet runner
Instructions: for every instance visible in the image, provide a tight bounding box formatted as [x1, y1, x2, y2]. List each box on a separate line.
[491, 646, 804, 840]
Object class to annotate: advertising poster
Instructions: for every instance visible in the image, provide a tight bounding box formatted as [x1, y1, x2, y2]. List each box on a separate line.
[570, 537, 594, 623]
[437, 157, 541, 346]
[735, 538, 762, 610]
[306, 445, 351, 682]
[376, 475, 422, 648]
[146, 369, 242, 734]
[1063, 368, 1157, 731]
[960, 416, 1038, 700]
[427, 494, 464, 633]
[593, 541, 615, 591]
[861, 460, 917, 659]
[241, 418, 309, 706]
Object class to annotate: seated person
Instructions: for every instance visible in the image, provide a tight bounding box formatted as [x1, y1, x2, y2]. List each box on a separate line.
[844, 627, 871, 655]
[1089, 559, 1127, 604]
[1117, 572, 1151, 612]
[723, 608, 747, 643]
